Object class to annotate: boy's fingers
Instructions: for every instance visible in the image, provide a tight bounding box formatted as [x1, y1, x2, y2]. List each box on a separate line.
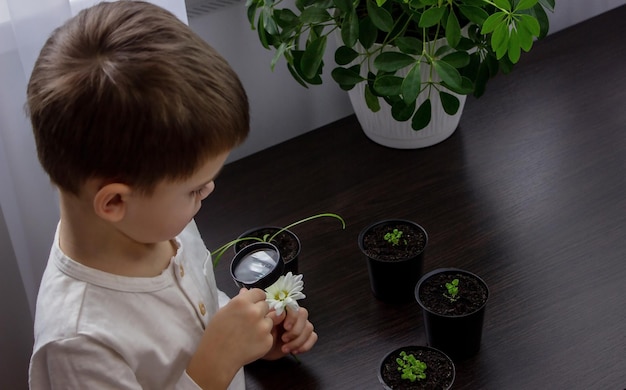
[239, 287, 267, 302]
[283, 307, 306, 331]
[266, 310, 286, 325]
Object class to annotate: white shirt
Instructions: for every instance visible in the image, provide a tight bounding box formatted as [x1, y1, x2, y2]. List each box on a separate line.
[29, 221, 245, 389]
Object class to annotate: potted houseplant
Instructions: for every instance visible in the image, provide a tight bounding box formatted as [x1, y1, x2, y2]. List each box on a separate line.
[415, 268, 489, 361]
[245, 0, 555, 148]
[211, 213, 345, 273]
[358, 219, 427, 302]
[379, 345, 455, 389]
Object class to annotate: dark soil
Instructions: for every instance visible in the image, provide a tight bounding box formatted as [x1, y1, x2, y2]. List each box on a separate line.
[418, 272, 488, 316]
[235, 227, 299, 263]
[380, 346, 454, 390]
[361, 222, 426, 262]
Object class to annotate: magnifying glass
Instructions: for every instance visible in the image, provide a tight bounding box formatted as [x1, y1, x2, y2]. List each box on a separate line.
[230, 242, 285, 289]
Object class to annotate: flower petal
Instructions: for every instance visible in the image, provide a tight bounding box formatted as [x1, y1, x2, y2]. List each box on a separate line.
[264, 272, 305, 314]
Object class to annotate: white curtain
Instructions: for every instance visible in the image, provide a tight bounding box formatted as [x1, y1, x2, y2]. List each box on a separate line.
[0, 0, 188, 317]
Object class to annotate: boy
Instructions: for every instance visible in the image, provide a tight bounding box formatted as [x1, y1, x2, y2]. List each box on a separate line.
[27, 1, 317, 389]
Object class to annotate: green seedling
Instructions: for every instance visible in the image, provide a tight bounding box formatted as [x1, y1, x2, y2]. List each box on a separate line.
[384, 228, 405, 246]
[444, 278, 460, 302]
[396, 351, 427, 382]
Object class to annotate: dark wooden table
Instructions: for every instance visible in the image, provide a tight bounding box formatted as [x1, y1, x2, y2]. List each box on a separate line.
[195, 6, 626, 389]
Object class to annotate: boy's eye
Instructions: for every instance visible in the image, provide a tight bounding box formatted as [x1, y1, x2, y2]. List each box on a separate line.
[191, 188, 205, 197]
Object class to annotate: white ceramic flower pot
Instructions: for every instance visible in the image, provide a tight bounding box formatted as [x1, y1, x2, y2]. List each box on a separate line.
[348, 38, 467, 149]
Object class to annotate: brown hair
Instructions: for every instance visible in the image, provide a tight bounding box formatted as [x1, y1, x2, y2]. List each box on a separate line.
[27, 0, 249, 195]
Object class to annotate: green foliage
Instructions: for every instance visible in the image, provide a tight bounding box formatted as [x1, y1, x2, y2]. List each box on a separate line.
[211, 213, 346, 267]
[396, 351, 427, 382]
[444, 278, 460, 302]
[383, 228, 404, 246]
[246, 0, 555, 130]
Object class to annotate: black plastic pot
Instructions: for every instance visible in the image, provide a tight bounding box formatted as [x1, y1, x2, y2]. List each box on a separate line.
[230, 242, 285, 290]
[379, 345, 455, 390]
[235, 226, 301, 274]
[415, 268, 489, 362]
[358, 219, 428, 303]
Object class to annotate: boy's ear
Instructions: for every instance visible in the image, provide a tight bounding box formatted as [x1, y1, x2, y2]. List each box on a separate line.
[93, 183, 132, 223]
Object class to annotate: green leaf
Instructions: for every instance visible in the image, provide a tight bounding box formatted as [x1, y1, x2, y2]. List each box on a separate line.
[441, 51, 470, 68]
[439, 91, 460, 115]
[256, 17, 270, 49]
[314, 0, 336, 8]
[493, 0, 511, 11]
[374, 52, 416, 72]
[333, 0, 352, 13]
[459, 5, 488, 25]
[533, 3, 551, 39]
[394, 36, 423, 55]
[412, 99, 432, 130]
[433, 60, 462, 91]
[275, 9, 298, 29]
[367, 0, 394, 32]
[434, 44, 453, 58]
[391, 99, 415, 121]
[507, 28, 521, 63]
[286, 63, 309, 88]
[359, 16, 377, 49]
[301, 36, 327, 80]
[300, 7, 332, 23]
[331, 66, 363, 87]
[270, 42, 288, 71]
[297, 0, 317, 7]
[518, 14, 541, 37]
[335, 46, 359, 65]
[445, 10, 461, 48]
[261, 7, 278, 35]
[458, 76, 474, 94]
[373, 75, 403, 96]
[492, 23, 509, 59]
[246, 3, 258, 28]
[401, 64, 421, 104]
[481, 12, 506, 34]
[364, 85, 381, 112]
[462, 0, 488, 5]
[341, 10, 359, 47]
[292, 51, 324, 84]
[515, 0, 538, 11]
[516, 20, 534, 52]
[419, 6, 446, 28]
[538, 0, 555, 12]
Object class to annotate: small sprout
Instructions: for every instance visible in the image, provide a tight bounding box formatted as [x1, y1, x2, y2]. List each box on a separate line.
[384, 228, 405, 246]
[396, 351, 427, 382]
[444, 278, 460, 302]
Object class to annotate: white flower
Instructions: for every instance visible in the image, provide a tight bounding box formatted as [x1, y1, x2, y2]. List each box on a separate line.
[265, 272, 305, 316]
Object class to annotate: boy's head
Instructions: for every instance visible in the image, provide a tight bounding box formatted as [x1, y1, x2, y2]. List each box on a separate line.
[27, 0, 249, 196]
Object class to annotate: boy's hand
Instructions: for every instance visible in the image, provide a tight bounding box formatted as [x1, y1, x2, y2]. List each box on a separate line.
[263, 306, 317, 361]
[187, 288, 274, 389]
[211, 288, 275, 364]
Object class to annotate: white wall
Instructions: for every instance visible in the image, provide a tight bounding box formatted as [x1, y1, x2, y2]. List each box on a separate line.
[548, 0, 626, 34]
[0, 205, 32, 389]
[188, 6, 353, 163]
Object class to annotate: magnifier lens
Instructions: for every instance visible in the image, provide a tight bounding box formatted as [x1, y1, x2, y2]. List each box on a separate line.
[233, 249, 279, 283]
[230, 242, 284, 289]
